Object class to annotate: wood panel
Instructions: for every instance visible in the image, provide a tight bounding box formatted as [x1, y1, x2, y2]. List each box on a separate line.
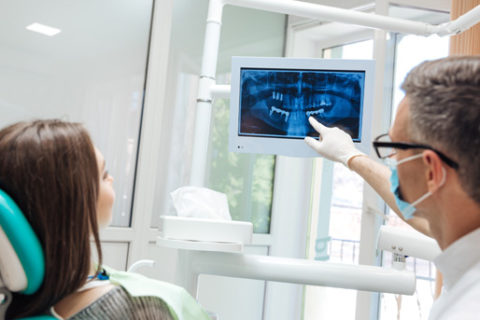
[450, 0, 480, 55]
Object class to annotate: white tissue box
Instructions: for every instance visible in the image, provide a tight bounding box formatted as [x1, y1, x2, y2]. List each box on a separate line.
[160, 216, 253, 244]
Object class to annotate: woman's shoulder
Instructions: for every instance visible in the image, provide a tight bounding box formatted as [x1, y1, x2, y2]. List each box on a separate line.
[51, 266, 176, 320]
[52, 282, 117, 318]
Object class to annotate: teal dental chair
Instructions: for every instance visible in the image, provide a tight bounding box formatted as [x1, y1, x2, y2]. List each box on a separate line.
[0, 189, 55, 320]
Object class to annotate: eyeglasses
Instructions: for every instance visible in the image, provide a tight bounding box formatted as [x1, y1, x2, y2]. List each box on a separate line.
[372, 133, 459, 169]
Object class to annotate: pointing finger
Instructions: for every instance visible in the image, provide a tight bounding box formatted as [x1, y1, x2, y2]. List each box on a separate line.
[308, 117, 328, 135]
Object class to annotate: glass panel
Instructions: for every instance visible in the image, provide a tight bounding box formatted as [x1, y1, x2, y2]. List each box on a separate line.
[207, 89, 275, 233]
[391, 34, 450, 119]
[151, 0, 285, 233]
[208, 5, 287, 233]
[0, 0, 153, 227]
[304, 39, 373, 320]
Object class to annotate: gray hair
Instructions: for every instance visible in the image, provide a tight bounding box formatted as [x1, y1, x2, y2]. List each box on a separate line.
[401, 55, 480, 204]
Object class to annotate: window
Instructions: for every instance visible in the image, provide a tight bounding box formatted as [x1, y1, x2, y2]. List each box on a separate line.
[391, 34, 450, 117]
[152, 3, 286, 319]
[207, 91, 275, 233]
[152, 0, 286, 234]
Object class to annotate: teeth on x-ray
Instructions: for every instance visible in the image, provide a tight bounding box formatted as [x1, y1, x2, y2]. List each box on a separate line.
[306, 108, 324, 117]
[316, 96, 332, 107]
[270, 106, 290, 122]
[272, 91, 283, 101]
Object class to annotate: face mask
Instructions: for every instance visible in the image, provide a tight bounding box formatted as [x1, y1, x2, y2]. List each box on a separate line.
[385, 154, 446, 220]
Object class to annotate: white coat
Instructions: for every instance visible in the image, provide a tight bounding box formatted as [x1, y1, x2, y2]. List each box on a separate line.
[429, 228, 480, 319]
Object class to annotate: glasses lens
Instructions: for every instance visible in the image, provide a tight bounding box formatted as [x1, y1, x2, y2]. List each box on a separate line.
[376, 135, 396, 158]
[379, 146, 395, 158]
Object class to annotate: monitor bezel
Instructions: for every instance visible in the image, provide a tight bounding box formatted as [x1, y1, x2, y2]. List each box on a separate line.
[229, 56, 375, 157]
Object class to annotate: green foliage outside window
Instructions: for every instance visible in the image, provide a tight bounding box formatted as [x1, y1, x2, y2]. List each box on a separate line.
[207, 97, 275, 233]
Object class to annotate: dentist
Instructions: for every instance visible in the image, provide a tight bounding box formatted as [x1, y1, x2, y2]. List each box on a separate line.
[305, 56, 480, 320]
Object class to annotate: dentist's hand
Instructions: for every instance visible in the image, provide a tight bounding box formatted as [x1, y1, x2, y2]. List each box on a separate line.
[304, 117, 365, 168]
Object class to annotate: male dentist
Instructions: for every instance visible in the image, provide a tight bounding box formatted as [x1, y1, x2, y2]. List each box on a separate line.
[305, 56, 480, 320]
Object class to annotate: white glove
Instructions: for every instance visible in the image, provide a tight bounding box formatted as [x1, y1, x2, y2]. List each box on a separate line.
[304, 117, 365, 168]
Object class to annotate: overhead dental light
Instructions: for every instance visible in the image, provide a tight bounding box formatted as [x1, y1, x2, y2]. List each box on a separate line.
[25, 23, 61, 37]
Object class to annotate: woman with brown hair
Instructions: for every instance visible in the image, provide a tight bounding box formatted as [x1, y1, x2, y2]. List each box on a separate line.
[0, 120, 210, 319]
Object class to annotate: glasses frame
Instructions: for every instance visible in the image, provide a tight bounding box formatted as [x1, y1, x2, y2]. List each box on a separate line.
[372, 133, 459, 169]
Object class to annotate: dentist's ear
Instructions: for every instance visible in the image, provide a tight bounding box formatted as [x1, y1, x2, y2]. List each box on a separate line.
[423, 150, 447, 193]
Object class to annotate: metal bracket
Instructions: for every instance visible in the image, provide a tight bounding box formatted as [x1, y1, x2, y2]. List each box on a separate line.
[315, 236, 331, 261]
[0, 287, 12, 320]
[199, 75, 216, 81]
[196, 98, 213, 104]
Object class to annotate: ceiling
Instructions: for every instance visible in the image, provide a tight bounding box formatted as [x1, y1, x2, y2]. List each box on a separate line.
[0, 0, 452, 76]
[0, 0, 153, 75]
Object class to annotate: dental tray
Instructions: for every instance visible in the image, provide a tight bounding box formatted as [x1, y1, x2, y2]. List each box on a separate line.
[160, 216, 253, 245]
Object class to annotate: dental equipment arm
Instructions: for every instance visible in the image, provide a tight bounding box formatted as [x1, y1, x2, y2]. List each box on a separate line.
[432, 5, 480, 36]
[172, 249, 416, 298]
[377, 225, 441, 262]
[224, 0, 480, 37]
[305, 119, 431, 237]
[158, 217, 416, 299]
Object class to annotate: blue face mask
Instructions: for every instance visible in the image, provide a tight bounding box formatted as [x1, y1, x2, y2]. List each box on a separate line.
[386, 154, 445, 220]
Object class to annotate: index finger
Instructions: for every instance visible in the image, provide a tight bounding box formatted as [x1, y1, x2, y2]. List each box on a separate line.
[308, 117, 328, 134]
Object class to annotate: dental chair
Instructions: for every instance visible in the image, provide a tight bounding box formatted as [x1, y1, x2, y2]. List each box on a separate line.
[0, 189, 55, 320]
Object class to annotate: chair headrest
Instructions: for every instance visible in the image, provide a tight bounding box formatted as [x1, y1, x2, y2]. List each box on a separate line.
[0, 189, 44, 295]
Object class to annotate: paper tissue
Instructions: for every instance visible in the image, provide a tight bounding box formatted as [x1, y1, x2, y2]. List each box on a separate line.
[170, 186, 231, 221]
[160, 186, 253, 245]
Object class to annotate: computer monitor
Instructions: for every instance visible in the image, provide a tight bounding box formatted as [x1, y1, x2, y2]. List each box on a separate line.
[228, 57, 375, 157]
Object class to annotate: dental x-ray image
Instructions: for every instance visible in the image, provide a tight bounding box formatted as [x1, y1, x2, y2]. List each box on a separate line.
[238, 68, 365, 140]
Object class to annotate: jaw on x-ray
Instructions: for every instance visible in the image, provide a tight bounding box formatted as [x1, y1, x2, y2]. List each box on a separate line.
[239, 68, 364, 140]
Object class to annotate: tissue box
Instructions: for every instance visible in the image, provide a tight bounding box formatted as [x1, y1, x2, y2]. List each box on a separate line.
[161, 216, 253, 244]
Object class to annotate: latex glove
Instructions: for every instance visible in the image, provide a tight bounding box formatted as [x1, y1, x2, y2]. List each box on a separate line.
[304, 117, 365, 168]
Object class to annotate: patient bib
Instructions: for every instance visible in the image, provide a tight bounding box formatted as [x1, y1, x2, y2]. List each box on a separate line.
[103, 265, 211, 320]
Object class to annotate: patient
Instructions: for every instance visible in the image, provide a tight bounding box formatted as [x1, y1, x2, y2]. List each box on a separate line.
[0, 120, 210, 319]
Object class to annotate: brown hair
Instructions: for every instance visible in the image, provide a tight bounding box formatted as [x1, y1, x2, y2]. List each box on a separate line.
[401, 55, 480, 205]
[0, 120, 103, 317]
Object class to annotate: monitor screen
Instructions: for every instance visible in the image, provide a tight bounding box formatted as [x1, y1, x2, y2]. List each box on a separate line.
[229, 57, 375, 157]
[239, 68, 365, 141]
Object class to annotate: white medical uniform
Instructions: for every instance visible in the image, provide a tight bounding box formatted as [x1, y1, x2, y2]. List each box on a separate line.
[429, 228, 480, 319]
